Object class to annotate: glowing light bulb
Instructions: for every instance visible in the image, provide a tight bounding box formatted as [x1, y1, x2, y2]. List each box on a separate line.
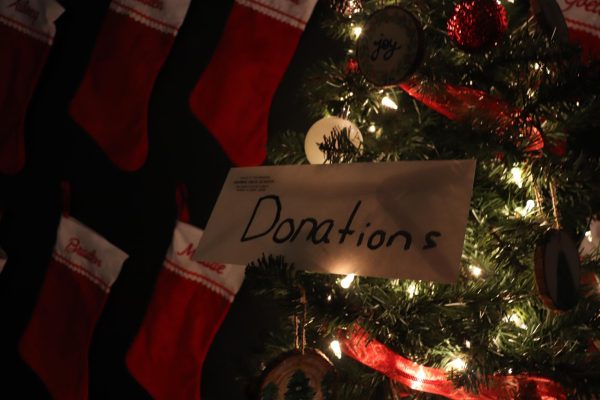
[585, 230, 593, 243]
[381, 95, 398, 110]
[410, 367, 427, 390]
[516, 200, 536, 217]
[340, 273, 356, 289]
[510, 166, 523, 188]
[524, 200, 535, 214]
[468, 265, 482, 278]
[407, 282, 418, 298]
[465, 340, 471, 349]
[327, 294, 332, 302]
[330, 340, 342, 359]
[352, 26, 363, 38]
[445, 357, 467, 372]
[533, 62, 540, 70]
[504, 312, 527, 330]
[368, 124, 376, 133]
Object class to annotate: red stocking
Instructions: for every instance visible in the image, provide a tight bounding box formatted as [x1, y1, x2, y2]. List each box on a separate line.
[0, 0, 63, 175]
[69, 0, 191, 171]
[189, 0, 318, 166]
[19, 216, 128, 400]
[126, 221, 246, 399]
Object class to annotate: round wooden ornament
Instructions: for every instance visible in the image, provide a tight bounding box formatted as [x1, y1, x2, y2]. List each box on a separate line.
[356, 6, 423, 86]
[534, 229, 581, 311]
[258, 348, 336, 400]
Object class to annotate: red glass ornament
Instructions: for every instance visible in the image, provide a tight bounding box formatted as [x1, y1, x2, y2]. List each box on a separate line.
[330, 0, 363, 16]
[447, 0, 508, 52]
[345, 58, 359, 74]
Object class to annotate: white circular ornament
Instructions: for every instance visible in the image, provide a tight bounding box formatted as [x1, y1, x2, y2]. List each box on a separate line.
[357, 6, 423, 87]
[304, 117, 363, 164]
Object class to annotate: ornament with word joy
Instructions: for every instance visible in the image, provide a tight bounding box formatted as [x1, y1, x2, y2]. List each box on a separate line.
[356, 6, 423, 86]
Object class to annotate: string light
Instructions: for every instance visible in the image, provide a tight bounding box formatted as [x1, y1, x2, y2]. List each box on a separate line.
[445, 357, 467, 372]
[352, 26, 363, 38]
[504, 312, 527, 330]
[468, 265, 482, 278]
[510, 166, 523, 188]
[516, 199, 536, 217]
[381, 95, 398, 110]
[411, 367, 427, 390]
[585, 230, 593, 243]
[327, 294, 332, 302]
[368, 124, 376, 133]
[407, 282, 419, 298]
[524, 200, 535, 215]
[330, 340, 342, 359]
[340, 273, 356, 289]
[465, 340, 471, 349]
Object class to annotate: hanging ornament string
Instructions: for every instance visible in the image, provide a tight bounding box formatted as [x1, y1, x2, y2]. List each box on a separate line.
[294, 315, 300, 351]
[340, 325, 567, 400]
[534, 184, 545, 218]
[294, 286, 308, 354]
[549, 180, 561, 230]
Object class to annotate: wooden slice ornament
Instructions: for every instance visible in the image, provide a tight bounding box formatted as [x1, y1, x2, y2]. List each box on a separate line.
[534, 229, 581, 310]
[356, 6, 424, 86]
[258, 348, 336, 400]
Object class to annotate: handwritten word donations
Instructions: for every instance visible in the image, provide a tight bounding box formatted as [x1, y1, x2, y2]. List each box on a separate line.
[241, 195, 441, 251]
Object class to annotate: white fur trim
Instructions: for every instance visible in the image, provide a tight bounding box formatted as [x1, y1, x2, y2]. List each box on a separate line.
[53, 216, 128, 293]
[0, 0, 63, 43]
[235, 0, 317, 30]
[163, 221, 246, 302]
[109, 0, 190, 36]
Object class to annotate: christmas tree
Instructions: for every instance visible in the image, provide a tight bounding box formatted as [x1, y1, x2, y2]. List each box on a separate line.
[243, 0, 600, 399]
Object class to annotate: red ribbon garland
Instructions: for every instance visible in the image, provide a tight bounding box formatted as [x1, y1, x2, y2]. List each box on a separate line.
[399, 78, 546, 153]
[340, 326, 567, 400]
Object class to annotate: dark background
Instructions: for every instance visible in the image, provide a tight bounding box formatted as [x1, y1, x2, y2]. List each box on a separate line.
[0, 1, 340, 398]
